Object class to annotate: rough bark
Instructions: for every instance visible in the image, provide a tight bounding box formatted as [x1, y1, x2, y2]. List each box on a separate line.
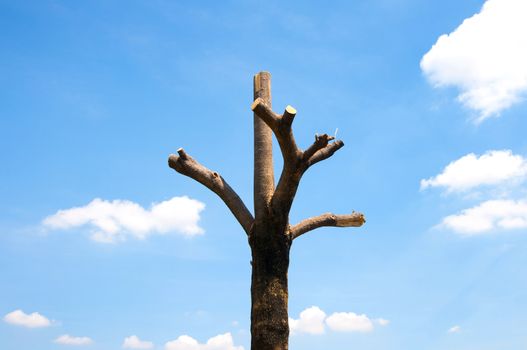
[250, 219, 291, 350]
[250, 72, 290, 349]
[167, 71, 365, 350]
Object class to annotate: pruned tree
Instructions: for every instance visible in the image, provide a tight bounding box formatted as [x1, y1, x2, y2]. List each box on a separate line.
[168, 72, 365, 350]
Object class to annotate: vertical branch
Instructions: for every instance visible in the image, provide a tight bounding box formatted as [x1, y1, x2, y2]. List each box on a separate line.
[253, 72, 275, 221]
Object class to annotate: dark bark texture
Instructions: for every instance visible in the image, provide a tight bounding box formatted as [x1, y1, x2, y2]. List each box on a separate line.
[250, 218, 291, 350]
[168, 72, 365, 350]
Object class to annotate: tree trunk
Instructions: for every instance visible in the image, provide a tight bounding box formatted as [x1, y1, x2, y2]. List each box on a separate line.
[250, 217, 291, 350]
[168, 71, 366, 350]
[251, 72, 290, 350]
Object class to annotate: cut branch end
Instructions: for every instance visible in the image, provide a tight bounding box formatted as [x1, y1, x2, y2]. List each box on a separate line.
[335, 212, 366, 227]
[285, 105, 296, 114]
[283, 105, 297, 125]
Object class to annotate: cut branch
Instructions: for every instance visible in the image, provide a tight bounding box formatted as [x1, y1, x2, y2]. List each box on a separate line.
[307, 140, 344, 168]
[290, 212, 366, 240]
[282, 105, 296, 126]
[168, 148, 254, 235]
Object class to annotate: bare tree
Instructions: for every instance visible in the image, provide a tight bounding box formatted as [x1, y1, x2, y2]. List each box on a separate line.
[168, 72, 365, 350]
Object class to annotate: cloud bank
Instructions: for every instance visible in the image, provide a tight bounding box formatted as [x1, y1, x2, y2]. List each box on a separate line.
[421, 0, 527, 121]
[43, 196, 205, 243]
[3, 309, 51, 328]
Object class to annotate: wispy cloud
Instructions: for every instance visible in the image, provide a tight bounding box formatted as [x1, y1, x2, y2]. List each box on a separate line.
[3, 309, 51, 328]
[448, 325, 461, 333]
[421, 150, 527, 193]
[376, 318, 390, 326]
[165, 333, 243, 350]
[54, 334, 93, 346]
[42, 196, 205, 243]
[421, 0, 527, 121]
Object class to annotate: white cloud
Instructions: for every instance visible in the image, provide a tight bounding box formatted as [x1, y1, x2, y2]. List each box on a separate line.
[325, 312, 374, 333]
[3, 309, 51, 328]
[448, 325, 461, 333]
[421, 150, 527, 192]
[289, 307, 387, 335]
[165, 333, 243, 350]
[123, 335, 154, 349]
[289, 306, 327, 335]
[54, 334, 93, 346]
[441, 199, 527, 234]
[421, 0, 527, 121]
[43, 196, 205, 243]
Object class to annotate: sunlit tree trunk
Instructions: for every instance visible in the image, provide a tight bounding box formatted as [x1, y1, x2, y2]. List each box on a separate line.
[250, 72, 290, 349]
[168, 72, 365, 349]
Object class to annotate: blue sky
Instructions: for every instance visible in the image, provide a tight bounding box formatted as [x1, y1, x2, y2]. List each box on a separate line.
[2, 0, 527, 349]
